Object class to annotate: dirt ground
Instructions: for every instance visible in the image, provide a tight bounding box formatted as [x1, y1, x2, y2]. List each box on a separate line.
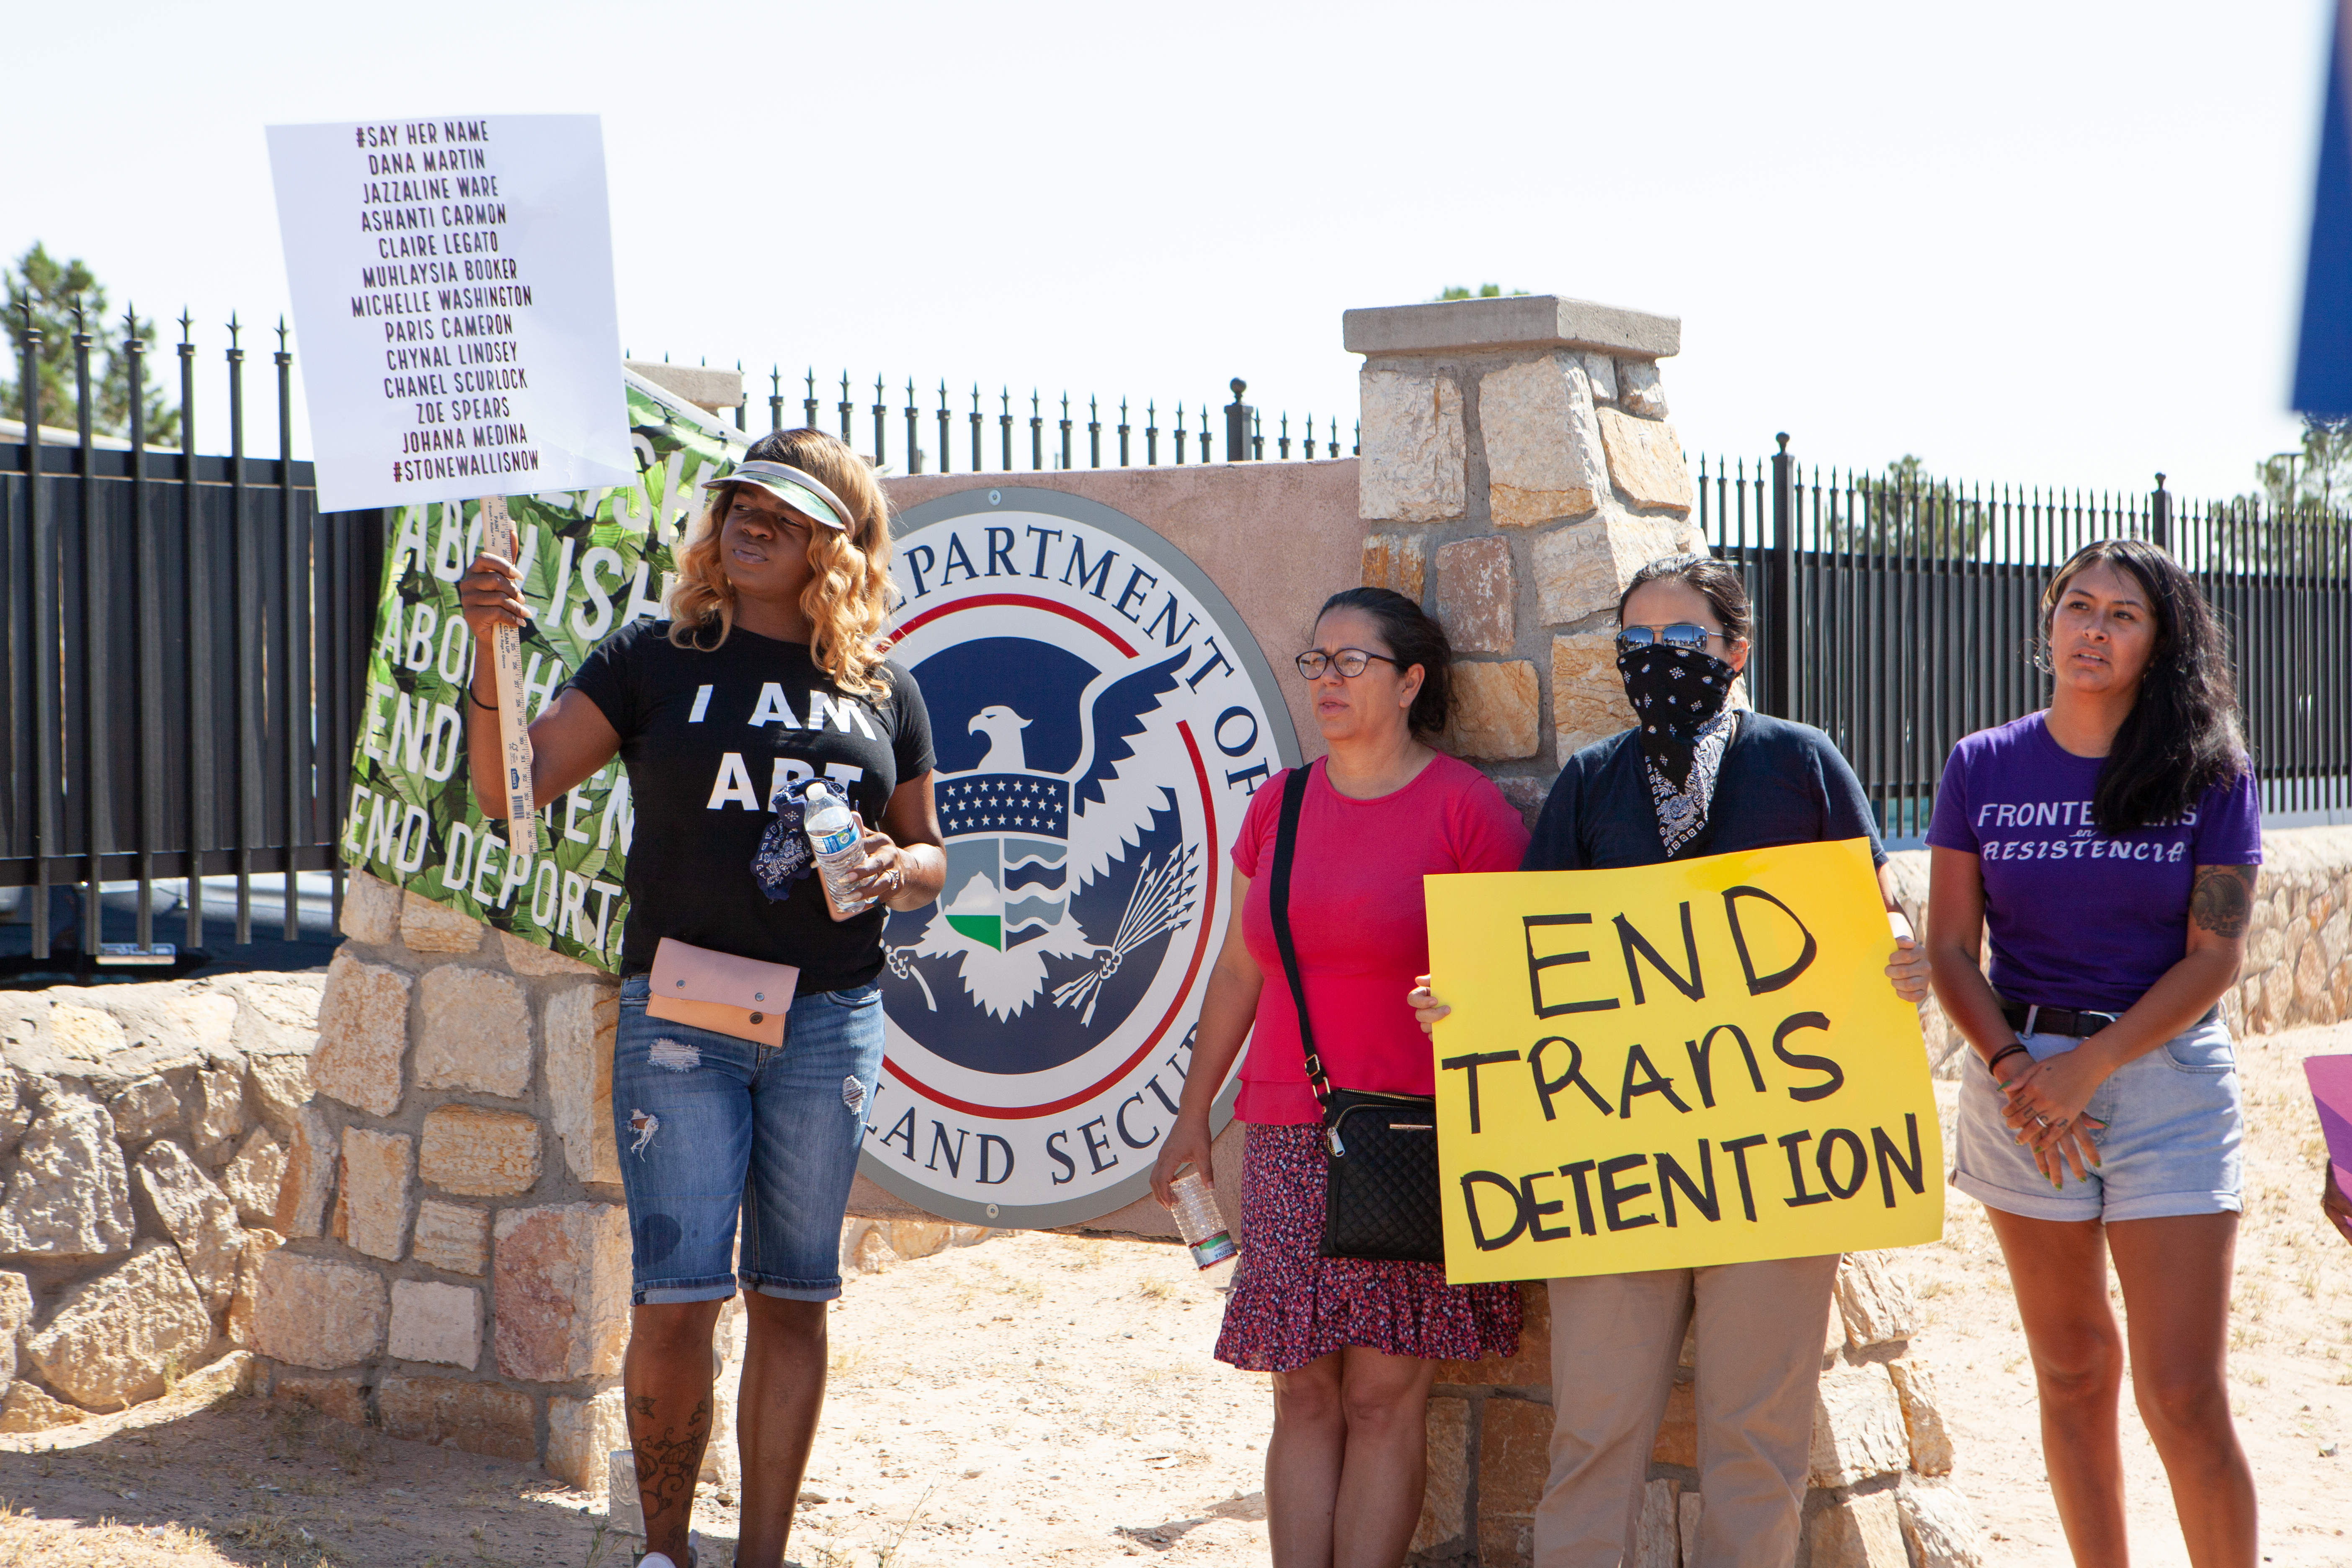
[0, 1023, 2345, 1568]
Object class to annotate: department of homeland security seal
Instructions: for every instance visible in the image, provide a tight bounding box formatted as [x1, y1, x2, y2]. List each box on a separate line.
[865, 488, 1299, 1226]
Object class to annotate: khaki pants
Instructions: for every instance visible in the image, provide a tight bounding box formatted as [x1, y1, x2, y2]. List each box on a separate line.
[1532, 1256, 1839, 1568]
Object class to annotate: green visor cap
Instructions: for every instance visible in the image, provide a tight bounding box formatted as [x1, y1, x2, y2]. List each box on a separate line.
[701, 460, 852, 532]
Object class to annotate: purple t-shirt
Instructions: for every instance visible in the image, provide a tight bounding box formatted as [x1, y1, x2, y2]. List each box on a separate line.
[1927, 714, 2263, 1014]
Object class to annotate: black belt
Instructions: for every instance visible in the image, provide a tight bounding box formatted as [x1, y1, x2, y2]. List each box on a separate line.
[2001, 999, 2220, 1039]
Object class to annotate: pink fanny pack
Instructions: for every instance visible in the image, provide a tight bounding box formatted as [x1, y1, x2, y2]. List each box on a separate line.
[645, 937, 799, 1048]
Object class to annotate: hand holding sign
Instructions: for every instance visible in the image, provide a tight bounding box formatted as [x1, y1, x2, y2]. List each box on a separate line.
[1423, 838, 1942, 1284]
[469, 497, 539, 853]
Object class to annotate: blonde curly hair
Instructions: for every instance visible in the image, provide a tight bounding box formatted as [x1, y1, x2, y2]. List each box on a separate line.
[667, 428, 895, 696]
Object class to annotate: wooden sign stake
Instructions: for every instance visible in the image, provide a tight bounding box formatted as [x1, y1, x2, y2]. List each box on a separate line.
[477, 495, 540, 854]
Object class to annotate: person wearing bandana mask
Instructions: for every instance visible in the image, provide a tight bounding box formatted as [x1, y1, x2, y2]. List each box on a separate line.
[1409, 555, 1931, 1568]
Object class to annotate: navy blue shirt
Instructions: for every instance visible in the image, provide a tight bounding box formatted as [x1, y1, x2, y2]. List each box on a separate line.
[1523, 713, 1888, 872]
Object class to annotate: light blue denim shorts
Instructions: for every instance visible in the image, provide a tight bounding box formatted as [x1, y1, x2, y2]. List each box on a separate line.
[1951, 1019, 2242, 1223]
[612, 973, 885, 1304]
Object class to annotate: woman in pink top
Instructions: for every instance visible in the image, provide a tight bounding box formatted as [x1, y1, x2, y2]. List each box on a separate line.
[1151, 587, 1526, 1568]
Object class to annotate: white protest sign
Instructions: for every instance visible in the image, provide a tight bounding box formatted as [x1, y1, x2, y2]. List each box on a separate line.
[267, 113, 634, 514]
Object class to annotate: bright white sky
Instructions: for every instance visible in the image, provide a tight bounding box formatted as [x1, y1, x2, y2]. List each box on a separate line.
[4, 0, 2330, 502]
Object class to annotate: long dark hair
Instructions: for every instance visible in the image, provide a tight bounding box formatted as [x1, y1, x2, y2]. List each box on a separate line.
[2040, 539, 2242, 833]
[1314, 586, 1452, 737]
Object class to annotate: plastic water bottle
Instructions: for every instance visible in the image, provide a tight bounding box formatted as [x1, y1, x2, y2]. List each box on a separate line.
[1168, 1172, 1238, 1269]
[803, 782, 873, 921]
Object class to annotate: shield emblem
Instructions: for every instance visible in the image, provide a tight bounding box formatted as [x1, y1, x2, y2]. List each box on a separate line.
[939, 771, 1073, 951]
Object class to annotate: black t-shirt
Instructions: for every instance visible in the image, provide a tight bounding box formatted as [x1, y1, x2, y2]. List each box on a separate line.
[1524, 713, 1888, 872]
[565, 620, 936, 992]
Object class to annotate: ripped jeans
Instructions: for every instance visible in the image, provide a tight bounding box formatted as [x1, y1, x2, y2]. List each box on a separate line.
[612, 973, 885, 1304]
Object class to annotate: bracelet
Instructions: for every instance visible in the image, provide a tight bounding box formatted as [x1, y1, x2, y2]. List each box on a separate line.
[468, 687, 497, 713]
[1985, 1042, 2031, 1080]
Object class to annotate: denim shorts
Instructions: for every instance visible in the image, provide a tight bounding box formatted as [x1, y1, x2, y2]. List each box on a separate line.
[612, 973, 885, 1304]
[1951, 1019, 2243, 1223]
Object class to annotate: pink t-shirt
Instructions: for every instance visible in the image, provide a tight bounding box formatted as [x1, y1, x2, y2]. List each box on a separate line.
[1231, 754, 1531, 1124]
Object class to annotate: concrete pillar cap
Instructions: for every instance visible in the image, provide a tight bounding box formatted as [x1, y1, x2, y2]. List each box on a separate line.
[624, 359, 745, 413]
[1342, 295, 1679, 361]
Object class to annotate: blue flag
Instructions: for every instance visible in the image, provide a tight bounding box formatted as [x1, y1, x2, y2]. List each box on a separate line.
[2295, 2, 2352, 414]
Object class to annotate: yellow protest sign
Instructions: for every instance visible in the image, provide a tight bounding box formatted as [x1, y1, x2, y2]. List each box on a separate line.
[1424, 838, 1942, 1284]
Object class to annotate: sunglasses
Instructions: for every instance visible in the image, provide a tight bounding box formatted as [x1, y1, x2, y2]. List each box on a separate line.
[1617, 622, 1728, 652]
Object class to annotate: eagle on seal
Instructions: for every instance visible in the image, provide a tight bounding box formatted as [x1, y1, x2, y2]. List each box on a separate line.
[890, 648, 1200, 1021]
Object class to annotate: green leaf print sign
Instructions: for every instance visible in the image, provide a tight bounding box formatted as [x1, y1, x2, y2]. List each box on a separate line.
[340, 371, 749, 970]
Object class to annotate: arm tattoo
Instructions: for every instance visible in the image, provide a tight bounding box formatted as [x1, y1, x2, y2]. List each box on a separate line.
[630, 1395, 712, 1535]
[2190, 865, 2255, 939]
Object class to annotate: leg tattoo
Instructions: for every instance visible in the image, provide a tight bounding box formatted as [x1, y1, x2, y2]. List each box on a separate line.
[633, 1395, 712, 1538]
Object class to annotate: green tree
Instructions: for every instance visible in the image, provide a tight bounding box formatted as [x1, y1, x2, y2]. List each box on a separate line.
[2, 243, 181, 445]
[1824, 454, 1994, 558]
[2206, 415, 2352, 572]
[2242, 415, 2352, 516]
[1431, 283, 1530, 301]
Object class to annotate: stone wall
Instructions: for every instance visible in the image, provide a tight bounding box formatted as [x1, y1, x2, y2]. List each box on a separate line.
[1412, 1255, 1980, 1568]
[237, 872, 997, 1494]
[1883, 826, 2352, 1079]
[220, 870, 636, 1486]
[0, 971, 322, 1433]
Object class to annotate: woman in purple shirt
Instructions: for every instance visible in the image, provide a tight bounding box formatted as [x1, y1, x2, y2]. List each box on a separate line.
[1926, 539, 2261, 1568]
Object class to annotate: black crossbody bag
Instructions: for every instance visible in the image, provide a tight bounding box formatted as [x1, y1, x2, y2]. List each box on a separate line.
[1267, 763, 1447, 1264]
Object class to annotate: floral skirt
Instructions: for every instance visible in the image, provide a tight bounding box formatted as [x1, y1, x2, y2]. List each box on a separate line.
[1213, 1121, 1522, 1374]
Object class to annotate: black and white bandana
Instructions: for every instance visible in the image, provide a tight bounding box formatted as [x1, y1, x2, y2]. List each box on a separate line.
[1617, 642, 1737, 787]
[1617, 641, 1740, 856]
[1643, 708, 1736, 857]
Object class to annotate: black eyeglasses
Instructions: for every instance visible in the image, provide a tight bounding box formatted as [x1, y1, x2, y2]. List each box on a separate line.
[1295, 647, 1401, 680]
[1617, 622, 1727, 652]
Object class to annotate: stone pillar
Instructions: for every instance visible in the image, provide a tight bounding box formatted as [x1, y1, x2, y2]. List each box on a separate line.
[1347, 294, 1708, 822]
[626, 361, 746, 417]
[1346, 296, 1988, 1567]
[250, 869, 634, 1488]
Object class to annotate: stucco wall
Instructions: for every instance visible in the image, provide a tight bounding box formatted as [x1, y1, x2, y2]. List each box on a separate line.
[883, 461, 1362, 775]
[849, 460, 1367, 1239]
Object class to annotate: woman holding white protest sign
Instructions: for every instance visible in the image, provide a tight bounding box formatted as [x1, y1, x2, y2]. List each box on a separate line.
[1411, 554, 1930, 1568]
[1927, 539, 2260, 1568]
[1150, 586, 1527, 1568]
[458, 428, 946, 1568]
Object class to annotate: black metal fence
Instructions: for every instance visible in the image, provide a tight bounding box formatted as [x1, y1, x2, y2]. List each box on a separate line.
[1699, 438, 2352, 841]
[13, 301, 2345, 975]
[699, 366, 1359, 472]
[3, 304, 381, 966]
